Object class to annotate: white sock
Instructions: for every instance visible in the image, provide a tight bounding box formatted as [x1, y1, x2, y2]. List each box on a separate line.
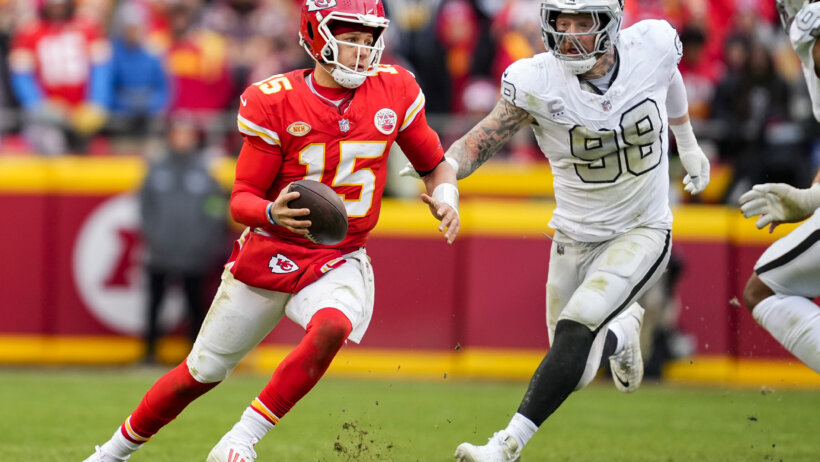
[504, 413, 538, 449]
[608, 303, 644, 357]
[753, 295, 820, 373]
[100, 426, 142, 460]
[608, 321, 626, 356]
[229, 402, 276, 443]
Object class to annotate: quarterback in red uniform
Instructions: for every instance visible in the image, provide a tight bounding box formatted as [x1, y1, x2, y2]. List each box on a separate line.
[82, 1, 459, 461]
[9, 0, 111, 154]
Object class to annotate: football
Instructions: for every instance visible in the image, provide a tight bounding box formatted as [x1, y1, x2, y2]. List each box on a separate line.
[287, 179, 348, 245]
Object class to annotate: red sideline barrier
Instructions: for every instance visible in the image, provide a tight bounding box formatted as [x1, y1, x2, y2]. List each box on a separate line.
[0, 157, 810, 365]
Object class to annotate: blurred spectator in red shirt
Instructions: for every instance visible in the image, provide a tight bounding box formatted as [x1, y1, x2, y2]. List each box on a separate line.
[683, 0, 776, 83]
[729, 1, 777, 45]
[489, 0, 543, 85]
[623, 0, 685, 29]
[436, 0, 491, 113]
[165, 0, 233, 116]
[677, 25, 720, 121]
[8, 0, 111, 155]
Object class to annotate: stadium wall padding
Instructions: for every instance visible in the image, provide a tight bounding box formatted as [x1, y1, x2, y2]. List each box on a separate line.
[0, 156, 817, 385]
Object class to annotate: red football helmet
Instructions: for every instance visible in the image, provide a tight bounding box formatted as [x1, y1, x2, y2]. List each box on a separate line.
[299, 0, 390, 88]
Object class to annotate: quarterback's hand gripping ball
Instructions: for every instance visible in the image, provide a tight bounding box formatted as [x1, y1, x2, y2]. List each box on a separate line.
[286, 180, 349, 245]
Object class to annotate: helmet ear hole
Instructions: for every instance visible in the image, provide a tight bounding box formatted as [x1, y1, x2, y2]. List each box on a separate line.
[307, 22, 314, 40]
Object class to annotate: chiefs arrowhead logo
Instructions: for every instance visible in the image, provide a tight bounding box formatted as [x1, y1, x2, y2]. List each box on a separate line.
[306, 0, 336, 12]
[269, 253, 300, 274]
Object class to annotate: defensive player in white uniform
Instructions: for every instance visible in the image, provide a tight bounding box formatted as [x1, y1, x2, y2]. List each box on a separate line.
[739, 0, 820, 374]
[433, 1, 710, 460]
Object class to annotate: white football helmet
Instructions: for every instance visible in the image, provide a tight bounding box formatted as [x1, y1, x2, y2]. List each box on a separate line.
[776, 0, 818, 31]
[540, 0, 624, 75]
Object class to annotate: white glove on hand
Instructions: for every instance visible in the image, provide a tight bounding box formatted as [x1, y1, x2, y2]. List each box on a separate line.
[739, 183, 820, 229]
[680, 148, 710, 195]
[671, 120, 710, 195]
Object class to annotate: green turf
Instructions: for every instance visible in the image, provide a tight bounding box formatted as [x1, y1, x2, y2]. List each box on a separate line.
[2, 368, 819, 461]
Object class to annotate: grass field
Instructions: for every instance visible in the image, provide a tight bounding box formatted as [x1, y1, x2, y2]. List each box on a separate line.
[2, 367, 819, 462]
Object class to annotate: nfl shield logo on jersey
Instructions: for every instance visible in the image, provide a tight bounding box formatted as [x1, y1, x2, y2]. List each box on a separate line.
[374, 108, 397, 135]
[339, 119, 350, 133]
[602, 100, 612, 111]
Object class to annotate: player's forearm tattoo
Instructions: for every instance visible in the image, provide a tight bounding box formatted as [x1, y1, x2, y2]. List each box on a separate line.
[447, 99, 533, 179]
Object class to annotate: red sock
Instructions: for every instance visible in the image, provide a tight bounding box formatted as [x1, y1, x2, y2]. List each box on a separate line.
[255, 308, 352, 423]
[122, 361, 219, 442]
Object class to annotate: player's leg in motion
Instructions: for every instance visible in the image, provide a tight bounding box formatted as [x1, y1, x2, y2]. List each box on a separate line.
[208, 252, 372, 462]
[207, 308, 352, 462]
[606, 302, 645, 393]
[455, 229, 669, 462]
[742, 215, 820, 373]
[82, 271, 288, 462]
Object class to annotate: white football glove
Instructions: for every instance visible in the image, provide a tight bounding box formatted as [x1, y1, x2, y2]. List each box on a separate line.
[671, 120, 710, 195]
[680, 149, 710, 195]
[739, 183, 820, 229]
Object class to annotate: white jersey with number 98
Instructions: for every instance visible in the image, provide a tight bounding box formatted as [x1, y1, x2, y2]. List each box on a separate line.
[501, 20, 682, 242]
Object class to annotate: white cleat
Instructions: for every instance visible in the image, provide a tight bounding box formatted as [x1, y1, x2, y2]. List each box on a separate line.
[454, 430, 521, 462]
[81, 446, 129, 462]
[609, 303, 645, 393]
[206, 434, 258, 462]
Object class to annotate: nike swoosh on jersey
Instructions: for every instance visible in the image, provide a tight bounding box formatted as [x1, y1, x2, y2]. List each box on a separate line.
[240, 96, 248, 106]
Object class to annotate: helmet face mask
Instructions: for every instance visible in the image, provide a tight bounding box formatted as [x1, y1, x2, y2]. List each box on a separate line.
[540, 0, 624, 75]
[299, 0, 390, 88]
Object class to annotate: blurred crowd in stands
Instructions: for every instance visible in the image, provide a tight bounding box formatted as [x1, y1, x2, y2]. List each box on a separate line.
[1, 0, 820, 203]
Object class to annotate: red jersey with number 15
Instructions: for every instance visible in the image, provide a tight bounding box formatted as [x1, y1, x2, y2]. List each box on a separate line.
[231, 64, 444, 249]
